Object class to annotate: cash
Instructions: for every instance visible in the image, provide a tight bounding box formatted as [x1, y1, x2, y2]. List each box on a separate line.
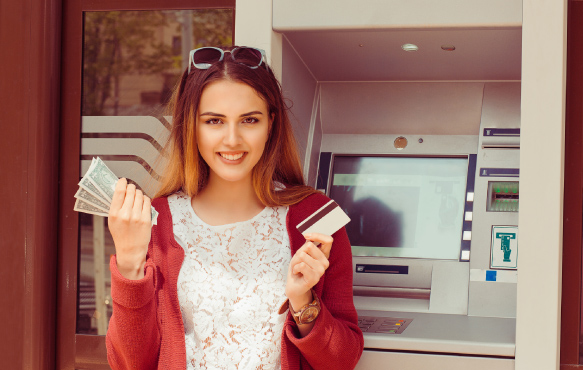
[73, 157, 158, 225]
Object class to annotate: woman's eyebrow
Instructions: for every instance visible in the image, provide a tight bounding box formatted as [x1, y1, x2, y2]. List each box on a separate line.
[198, 111, 264, 117]
[199, 112, 225, 117]
[240, 111, 263, 117]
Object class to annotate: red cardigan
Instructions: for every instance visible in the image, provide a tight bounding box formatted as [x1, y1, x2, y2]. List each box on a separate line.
[106, 193, 364, 369]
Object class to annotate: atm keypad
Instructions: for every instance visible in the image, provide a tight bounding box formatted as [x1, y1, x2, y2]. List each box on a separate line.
[357, 316, 413, 334]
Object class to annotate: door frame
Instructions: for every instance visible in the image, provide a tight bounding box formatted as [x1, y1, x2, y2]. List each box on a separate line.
[560, 0, 583, 368]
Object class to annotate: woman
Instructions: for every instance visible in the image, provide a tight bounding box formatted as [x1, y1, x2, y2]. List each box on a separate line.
[106, 46, 363, 370]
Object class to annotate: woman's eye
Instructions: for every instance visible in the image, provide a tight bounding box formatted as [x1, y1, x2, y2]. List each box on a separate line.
[205, 118, 222, 125]
[242, 117, 259, 124]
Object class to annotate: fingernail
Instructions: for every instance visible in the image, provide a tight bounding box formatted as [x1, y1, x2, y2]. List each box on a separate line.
[303, 233, 312, 238]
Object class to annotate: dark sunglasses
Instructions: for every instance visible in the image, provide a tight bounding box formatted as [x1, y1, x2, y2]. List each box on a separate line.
[188, 46, 266, 73]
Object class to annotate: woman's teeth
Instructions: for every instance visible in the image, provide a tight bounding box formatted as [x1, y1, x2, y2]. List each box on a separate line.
[220, 152, 244, 160]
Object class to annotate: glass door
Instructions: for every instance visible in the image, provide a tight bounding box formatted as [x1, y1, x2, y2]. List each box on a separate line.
[58, 2, 235, 368]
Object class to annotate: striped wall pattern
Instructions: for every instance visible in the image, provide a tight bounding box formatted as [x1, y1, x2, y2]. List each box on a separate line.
[81, 116, 171, 197]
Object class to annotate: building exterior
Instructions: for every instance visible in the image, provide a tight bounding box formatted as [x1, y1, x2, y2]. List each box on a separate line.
[0, 0, 577, 369]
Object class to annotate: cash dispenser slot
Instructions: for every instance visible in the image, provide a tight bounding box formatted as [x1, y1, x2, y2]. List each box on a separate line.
[353, 286, 431, 300]
[354, 264, 431, 300]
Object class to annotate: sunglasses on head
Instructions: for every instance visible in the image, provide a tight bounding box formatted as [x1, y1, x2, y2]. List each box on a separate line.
[188, 46, 266, 73]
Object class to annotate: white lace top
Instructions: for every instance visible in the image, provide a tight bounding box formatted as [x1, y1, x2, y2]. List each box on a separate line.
[168, 192, 291, 370]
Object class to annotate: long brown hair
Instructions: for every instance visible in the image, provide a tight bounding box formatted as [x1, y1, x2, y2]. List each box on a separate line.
[155, 47, 320, 206]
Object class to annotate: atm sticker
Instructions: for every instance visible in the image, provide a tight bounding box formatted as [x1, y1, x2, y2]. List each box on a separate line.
[490, 226, 518, 269]
[470, 269, 517, 283]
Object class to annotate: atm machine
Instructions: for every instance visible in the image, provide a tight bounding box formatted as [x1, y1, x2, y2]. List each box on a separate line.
[273, 1, 521, 369]
[316, 83, 519, 370]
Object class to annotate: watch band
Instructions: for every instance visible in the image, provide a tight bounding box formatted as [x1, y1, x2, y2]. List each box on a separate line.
[279, 290, 321, 325]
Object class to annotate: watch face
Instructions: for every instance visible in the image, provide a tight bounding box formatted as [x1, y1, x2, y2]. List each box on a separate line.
[300, 307, 319, 323]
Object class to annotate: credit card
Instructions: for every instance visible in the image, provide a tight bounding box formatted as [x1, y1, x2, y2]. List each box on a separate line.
[296, 200, 351, 241]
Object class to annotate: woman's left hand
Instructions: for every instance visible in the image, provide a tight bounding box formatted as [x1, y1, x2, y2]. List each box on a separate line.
[285, 232, 334, 310]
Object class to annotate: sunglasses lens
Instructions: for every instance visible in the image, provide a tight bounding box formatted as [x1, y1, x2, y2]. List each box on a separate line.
[232, 47, 263, 67]
[192, 48, 223, 65]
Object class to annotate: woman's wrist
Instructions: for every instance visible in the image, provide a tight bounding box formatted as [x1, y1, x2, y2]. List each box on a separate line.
[288, 290, 313, 312]
[116, 255, 146, 280]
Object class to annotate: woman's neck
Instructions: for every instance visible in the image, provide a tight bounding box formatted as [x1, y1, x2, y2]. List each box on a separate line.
[191, 174, 265, 226]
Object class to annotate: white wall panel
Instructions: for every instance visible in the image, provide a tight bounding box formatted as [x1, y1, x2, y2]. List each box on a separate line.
[320, 82, 484, 135]
[516, 0, 567, 369]
[274, 0, 522, 31]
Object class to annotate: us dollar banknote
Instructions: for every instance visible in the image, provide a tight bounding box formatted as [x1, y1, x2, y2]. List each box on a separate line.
[74, 157, 158, 225]
[74, 187, 109, 212]
[73, 198, 109, 217]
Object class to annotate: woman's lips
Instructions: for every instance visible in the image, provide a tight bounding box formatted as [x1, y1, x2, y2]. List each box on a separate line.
[217, 152, 246, 163]
[219, 152, 245, 160]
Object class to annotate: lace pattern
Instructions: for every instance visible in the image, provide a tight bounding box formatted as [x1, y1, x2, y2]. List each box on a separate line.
[168, 192, 290, 370]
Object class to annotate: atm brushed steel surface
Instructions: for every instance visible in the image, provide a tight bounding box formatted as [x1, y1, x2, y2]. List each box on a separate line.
[359, 310, 516, 357]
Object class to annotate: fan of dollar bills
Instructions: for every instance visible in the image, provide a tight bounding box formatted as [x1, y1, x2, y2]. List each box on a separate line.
[73, 157, 158, 225]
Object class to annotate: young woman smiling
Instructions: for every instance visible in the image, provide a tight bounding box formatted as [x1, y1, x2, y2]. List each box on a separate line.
[105, 46, 363, 370]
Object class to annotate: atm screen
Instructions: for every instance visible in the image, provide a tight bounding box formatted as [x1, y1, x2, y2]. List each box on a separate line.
[329, 155, 468, 260]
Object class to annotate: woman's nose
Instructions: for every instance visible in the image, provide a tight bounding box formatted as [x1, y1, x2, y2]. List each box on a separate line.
[223, 123, 241, 146]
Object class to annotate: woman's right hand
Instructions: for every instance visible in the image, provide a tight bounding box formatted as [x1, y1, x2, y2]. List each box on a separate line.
[108, 178, 152, 280]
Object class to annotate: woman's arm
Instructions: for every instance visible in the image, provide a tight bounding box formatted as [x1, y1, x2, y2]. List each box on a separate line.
[285, 233, 333, 338]
[106, 255, 161, 370]
[105, 179, 161, 368]
[284, 227, 364, 370]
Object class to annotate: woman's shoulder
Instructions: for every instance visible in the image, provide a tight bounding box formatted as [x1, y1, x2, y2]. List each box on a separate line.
[297, 191, 330, 206]
[151, 190, 185, 208]
[150, 190, 185, 222]
[151, 196, 169, 215]
[288, 191, 331, 221]
[148, 193, 184, 250]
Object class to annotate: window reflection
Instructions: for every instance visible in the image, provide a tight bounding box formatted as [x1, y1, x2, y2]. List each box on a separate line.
[77, 9, 233, 335]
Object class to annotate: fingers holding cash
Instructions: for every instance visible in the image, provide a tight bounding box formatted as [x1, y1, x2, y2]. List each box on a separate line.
[111, 181, 149, 225]
[73, 157, 158, 225]
[73, 158, 158, 279]
[110, 177, 128, 212]
[142, 195, 152, 222]
[131, 188, 144, 221]
[108, 178, 152, 280]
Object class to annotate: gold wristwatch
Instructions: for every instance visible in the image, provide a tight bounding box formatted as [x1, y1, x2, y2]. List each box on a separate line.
[281, 290, 321, 325]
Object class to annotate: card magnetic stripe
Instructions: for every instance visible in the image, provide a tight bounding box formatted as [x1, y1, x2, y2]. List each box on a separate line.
[296, 200, 339, 234]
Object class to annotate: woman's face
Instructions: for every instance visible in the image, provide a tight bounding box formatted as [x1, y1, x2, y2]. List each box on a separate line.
[196, 79, 270, 185]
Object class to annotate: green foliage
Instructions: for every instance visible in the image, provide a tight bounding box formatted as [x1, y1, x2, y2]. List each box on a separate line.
[192, 9, 234, 49]
[82, 9, 233, 116]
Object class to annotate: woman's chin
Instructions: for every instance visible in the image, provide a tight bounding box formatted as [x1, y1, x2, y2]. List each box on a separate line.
[209, 171, 253, 185]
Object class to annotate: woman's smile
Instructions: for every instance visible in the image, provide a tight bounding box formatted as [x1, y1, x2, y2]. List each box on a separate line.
[196, 79, 270, 184]
[218, 152, 246, 161]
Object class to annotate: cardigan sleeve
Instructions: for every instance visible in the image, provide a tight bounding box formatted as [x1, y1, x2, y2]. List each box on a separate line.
[284, 226, 364, 369]
[105, 254, 161, 370]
